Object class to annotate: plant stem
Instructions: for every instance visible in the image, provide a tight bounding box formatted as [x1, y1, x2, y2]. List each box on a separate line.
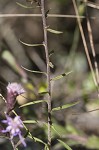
[41, 0, 51, 149]
[10, 138, 16, 150]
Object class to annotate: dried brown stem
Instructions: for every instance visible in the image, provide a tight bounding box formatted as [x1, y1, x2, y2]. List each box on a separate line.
[85, 0, 99, 90]
[72, 0, 98, 88]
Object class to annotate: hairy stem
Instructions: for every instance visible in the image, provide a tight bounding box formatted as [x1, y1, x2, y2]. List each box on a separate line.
[41, 0, 51, 149]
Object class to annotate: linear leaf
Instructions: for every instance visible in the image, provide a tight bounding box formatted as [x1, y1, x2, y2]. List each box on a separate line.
[58, 139, 72, 150]
[47, 28, 63, 34]
[24, 129, 47, 146]
[19, 100, 47, 108]
[51, 123, 67, 136]
[52, 101, 79, 112]
[23, 120, 37, 124]
[16, 2, 34, 8]
[23, 120, 46, 125]
[51, 125, 61, 136]
[29, 135, 47, 145]
[49, 62, 54, 68]
[49, 50, 54, 57]
[26, 130, 48, 146]
[44, 145, 49, 150]
[19, 39, 43, 47]
[38, 91, 49, 95]
[51, 71, 73, 81]
[21, 66, 47, 76]
[27, 131, 47, 146]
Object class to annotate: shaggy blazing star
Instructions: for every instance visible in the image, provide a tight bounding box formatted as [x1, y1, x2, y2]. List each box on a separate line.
[7, 83, 25, 96]
[6, 83, 25, 114]
[2, 115, 26, 147]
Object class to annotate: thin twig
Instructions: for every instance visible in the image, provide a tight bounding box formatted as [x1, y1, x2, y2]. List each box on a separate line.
[40, 0, 51, 149]
[72, 0, 98, 88]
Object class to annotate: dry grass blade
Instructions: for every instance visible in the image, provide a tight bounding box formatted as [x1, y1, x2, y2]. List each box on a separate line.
[0, 14, 96, 19]
[72, 0, 98, 88]
[87, 1, 99, 10]
[85, 1, 99, 89]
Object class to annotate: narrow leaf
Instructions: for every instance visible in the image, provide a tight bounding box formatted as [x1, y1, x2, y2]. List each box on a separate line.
[16, 2, 34, 8]
[47, 28, 63, 34]
[52, 101, 79, 112]
[23, 120, 37, 124]
[23, 120, 46, 125]
[49, 62, 54, 68]
[49, 50, 54, 57]
[51, 71, 73, 81]
[19, 100, 47, 108]
[29, 136, 47, 145]
[27, 130, 47, 146]
[44, 145, 49, 150]
[58, 139, 72, 150]
[19, 39, 43, 47]
[21, 66, 47, 76]
[27, 129, 47, 146]
[38, 91, 49, 95]
[51, 125, 61, 136]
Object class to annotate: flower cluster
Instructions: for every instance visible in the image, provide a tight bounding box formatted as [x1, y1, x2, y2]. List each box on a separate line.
[6, 83, 25, 114]
[1, 82, 26, 147]
[7, 83, 25, 96]
[2, 115, 26, 147]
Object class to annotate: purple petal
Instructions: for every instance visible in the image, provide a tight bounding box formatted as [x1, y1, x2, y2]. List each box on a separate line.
[6, 126, 12, 131]
[2, 120, 8, 124]
[19, 133, 27, 147]
[2, 129, 8, 133]
[6, 115, 13, 122]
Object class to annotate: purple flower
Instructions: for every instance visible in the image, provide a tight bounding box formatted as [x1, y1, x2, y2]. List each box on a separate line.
[6, 83, 25, 114]
[7, 83, 25, 96]
[2, 115, 26, 147]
